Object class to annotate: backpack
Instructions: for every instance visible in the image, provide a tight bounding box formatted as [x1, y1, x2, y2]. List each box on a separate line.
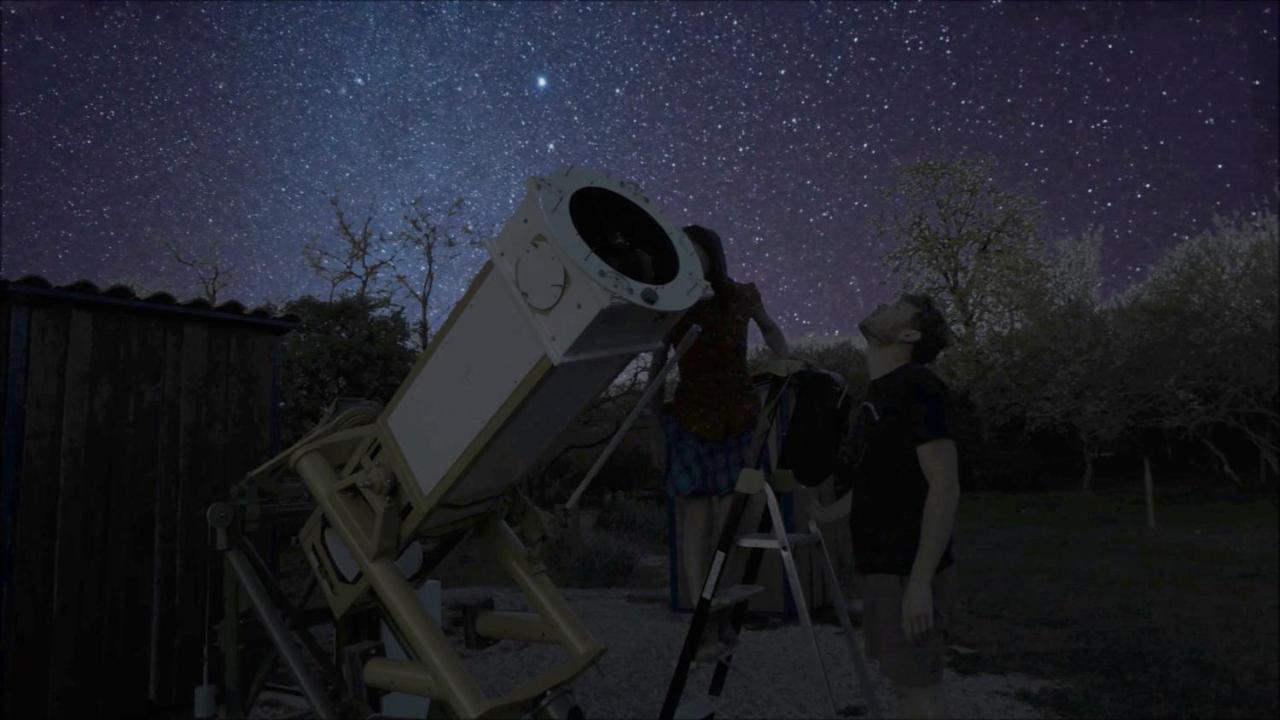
[777, 367, 853, 487]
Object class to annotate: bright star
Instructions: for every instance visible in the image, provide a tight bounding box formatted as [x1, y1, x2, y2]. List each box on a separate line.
[537, 76, 547, 88]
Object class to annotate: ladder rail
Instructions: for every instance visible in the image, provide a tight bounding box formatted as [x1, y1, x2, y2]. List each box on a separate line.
[810, 518, 882, 719]
[761, 484, 839, 718]
[705, 499, 772, 699]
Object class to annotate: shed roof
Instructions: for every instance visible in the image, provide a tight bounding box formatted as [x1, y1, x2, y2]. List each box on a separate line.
[0, 275, 298, 332]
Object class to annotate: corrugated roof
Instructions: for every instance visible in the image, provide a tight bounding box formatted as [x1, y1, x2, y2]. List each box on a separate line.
[1, 274, 298, 331]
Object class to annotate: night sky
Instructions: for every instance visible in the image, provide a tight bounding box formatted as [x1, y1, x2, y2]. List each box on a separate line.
[2, 1, 1276, 343]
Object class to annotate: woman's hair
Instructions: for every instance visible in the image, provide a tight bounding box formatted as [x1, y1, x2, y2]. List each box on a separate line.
[901, 293, 951, 363]
[682, 224, 732, 308]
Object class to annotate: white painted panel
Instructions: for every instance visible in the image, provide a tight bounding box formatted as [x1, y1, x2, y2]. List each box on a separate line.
[443, 353, 632, 504]
[385, 271, 546, 498]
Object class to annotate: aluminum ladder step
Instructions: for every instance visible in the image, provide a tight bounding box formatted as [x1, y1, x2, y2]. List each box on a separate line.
[673, 695, 717, 720]
[735, 532, 819, 549]
[711, 584, 764, 611]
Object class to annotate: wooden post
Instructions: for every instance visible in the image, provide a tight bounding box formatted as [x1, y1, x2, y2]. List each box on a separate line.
[1143, 455, 1156, 530]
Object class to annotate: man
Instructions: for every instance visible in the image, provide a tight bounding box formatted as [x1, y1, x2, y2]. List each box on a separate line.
[833, 293, 959, 719]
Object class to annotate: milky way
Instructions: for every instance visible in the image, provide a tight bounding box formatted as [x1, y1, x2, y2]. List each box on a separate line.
[2, 1, 1276, 341]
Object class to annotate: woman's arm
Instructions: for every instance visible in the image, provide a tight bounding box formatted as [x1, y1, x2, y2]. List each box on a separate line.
[750, 295, 790, 357]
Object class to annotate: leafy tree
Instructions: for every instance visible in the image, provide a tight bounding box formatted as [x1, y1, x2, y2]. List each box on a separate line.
[1111, 206, 1279, 486]
[749, 338, 868, 396]
[278, 294, 415, 444]
[875, 155, 1044, 368]
[981, 228, 1126, 491]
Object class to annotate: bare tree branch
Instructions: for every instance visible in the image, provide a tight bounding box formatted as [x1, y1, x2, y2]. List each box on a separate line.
[165, 239, 233, 304]
[304, 196, 399, 302]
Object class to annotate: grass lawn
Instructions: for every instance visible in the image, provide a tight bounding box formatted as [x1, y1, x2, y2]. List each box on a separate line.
[948, 488, 1279, 719]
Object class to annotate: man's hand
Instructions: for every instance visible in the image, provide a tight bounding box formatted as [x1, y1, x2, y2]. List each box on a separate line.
[901, 576, 934, 645]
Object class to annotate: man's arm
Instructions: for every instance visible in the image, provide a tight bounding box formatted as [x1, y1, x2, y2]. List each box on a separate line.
[901, 438, 960, 644]
[909, 438, 960, 582]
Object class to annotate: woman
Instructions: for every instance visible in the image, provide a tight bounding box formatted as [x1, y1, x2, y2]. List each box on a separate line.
[648, 224, 790, 662]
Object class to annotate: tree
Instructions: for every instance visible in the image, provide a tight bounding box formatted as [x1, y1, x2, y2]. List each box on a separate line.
[394, 195, 478, 350]
[1112, 205, 1279, 486]
[166, 239, 234, 304]
[278, 294, 416, 444]
[304, 196, 399, 301]
[875, 156, 1045, 382]
[981, 228, 1127, 491]
[749, 338, 869, 397]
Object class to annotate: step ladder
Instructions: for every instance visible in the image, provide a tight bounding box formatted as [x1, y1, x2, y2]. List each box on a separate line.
[659, 375, 881, 720]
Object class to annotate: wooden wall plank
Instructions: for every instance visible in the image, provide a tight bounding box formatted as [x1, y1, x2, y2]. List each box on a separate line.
[47, 308, 110, 716]
[4, 305, 70, 717]
[149, 320, 184, 708]
[0, 301, 27, 720]
[170, 321, 210, 707]
[98, 314, 163, 717]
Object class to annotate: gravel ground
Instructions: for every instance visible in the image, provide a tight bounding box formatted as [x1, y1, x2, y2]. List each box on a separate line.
[253, 585, 1060, 719]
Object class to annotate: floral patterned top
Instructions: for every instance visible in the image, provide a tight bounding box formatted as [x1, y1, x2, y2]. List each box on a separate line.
[666, 281, 763, 441]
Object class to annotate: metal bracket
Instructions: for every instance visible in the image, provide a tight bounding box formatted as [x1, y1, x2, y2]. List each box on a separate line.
[208, 502, 235, 551]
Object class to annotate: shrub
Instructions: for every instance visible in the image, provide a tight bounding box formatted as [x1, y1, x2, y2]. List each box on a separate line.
[596, 491, 668, 547]
[545, 527, 640, 588]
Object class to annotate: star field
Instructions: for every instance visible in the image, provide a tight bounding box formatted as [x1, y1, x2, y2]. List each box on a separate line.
[2, 1, 1276, 342]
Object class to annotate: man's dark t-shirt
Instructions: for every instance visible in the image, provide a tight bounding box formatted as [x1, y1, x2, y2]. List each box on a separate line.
[835, 362, 954, 576]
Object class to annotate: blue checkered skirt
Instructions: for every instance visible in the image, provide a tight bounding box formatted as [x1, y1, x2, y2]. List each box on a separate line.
[661, 412, 755, 498]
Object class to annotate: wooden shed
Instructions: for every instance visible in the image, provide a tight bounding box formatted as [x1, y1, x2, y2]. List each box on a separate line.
[0, 276, 295, 718]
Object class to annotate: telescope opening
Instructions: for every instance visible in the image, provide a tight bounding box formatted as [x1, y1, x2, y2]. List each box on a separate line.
[569, 186, 680, 285]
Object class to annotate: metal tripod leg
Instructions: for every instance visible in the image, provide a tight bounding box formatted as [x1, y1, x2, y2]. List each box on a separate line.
[760, 484, 838, 718]
[809, 518, 881, 720]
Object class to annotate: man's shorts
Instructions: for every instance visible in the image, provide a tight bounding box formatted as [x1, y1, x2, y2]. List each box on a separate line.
[856, 564, 957, 686]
